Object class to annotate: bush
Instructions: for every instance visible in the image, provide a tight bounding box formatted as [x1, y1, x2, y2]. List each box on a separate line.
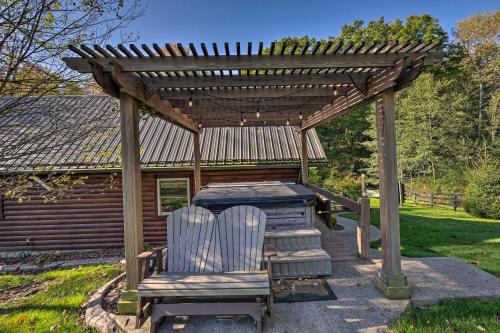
[463, 162, 500, 219]
[324, 175, 362, 201]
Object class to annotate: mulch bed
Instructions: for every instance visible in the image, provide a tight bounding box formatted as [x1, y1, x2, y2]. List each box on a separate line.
[102, 274, 126, 314]
[0, 248, 124, 266]
[272, 278, 337, 303]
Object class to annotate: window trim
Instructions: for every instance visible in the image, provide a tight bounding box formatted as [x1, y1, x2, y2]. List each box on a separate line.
[156, 177, 191, 216]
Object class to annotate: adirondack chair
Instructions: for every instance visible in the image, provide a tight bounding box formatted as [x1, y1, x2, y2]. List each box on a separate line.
[135, 205, 275, 333]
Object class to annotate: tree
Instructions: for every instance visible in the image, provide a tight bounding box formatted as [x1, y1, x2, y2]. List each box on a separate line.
[0, 0, 144, 113]
[454, 11, 500, 143]
[333, 14, 448, 44]
[0, 0, 144, 201]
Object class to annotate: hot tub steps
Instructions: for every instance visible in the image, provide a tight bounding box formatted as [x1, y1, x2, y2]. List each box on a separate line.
[270, 249, 332, 278]
[265, 227, 321, 251]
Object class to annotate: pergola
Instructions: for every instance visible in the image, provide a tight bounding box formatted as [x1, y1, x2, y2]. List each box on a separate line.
[64, 40, 443, 301]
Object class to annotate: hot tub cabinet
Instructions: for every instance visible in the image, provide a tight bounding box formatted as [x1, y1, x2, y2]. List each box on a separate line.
[193, 182, 332, 278]
[192, 182, 316, 228]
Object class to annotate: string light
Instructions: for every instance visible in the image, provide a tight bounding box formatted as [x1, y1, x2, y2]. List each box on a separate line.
[256, 100, 260, 118]
[243, 116, 247, 123]
[333, 87, 338, 96]
[240, 116, 244, 126]
[198, 123, 202, 129]
[299, 112, 303, 120]
[188, 91, 193, 107]
[286, 119, 290, 126]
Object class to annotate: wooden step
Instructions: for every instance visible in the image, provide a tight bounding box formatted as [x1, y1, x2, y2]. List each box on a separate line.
[269, 249, 332, 278]
[264, 227, 321, 251]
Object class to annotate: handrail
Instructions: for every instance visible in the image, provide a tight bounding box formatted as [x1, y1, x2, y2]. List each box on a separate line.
[306, 183, 371, 259]
[306, 183, 361, 213]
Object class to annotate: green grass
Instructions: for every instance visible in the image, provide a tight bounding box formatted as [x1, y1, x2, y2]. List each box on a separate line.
[390, 298, 500, 333]
[342, 199, 500, 276]
[0, 264, 122, 333]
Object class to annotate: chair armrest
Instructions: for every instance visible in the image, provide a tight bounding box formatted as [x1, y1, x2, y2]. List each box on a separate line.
[151, 246, 167, 274]
[137, 250, 154, 259]
[136, 246, 167, 280]
[264, 244, 277, 258]
[263, 244, 277, 278]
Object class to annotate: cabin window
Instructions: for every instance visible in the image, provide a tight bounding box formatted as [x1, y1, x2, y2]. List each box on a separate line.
[157, 178, 190, 215]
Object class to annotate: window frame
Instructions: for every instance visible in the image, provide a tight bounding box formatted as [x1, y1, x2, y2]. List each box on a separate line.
[156, 177, 191, 216]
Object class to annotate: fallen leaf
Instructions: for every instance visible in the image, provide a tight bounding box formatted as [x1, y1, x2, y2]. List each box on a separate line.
[18, 314, 27, 323]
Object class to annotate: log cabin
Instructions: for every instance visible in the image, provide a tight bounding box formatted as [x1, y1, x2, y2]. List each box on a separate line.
[0, 95, 327, 252]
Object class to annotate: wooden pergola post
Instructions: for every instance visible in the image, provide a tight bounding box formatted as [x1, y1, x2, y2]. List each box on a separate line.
[374, 88, 410, 299]
[300, 129, 309, 185]
[193, 132, 202, 194]
[117, 92, 144, 313]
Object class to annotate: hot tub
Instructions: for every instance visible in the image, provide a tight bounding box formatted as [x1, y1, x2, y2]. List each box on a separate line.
[192, 181, 316, 228]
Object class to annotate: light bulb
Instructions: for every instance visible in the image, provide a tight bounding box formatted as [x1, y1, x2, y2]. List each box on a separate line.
[243, 117, 247, 123]
[299, 112, 303, 120]
[256, 110, 260, 118]
[198, 123, 202, 129]
[286, 119, 290, 126]
[240, 119, 244, 126]
[188, 92, 193, 107]
[333, 87, 338, 96]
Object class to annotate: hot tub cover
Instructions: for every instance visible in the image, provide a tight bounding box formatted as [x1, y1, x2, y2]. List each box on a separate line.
[193, 181, 316, 211]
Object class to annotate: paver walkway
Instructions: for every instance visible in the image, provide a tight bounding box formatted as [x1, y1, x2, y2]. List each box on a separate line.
[114, 216, 500, 333]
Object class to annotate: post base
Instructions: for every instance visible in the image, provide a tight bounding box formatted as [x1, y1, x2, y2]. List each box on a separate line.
[117, 289, 137, 314]
[375, 271, 410, 300]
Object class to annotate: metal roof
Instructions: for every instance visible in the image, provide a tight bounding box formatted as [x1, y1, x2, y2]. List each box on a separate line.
[0, 95, 327, 172]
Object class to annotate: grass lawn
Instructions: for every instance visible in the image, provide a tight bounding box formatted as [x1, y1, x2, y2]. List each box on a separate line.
[342, 199, 500, 276]
[0, 264, 122, 333]
[390, 298, 500, 333]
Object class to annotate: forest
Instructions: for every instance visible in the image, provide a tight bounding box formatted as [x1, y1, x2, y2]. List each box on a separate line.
[289, 12, 499, 219]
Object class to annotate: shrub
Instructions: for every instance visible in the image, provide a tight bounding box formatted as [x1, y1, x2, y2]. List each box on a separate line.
[463, 161, 500, 219]
[324, 175, 362, 201]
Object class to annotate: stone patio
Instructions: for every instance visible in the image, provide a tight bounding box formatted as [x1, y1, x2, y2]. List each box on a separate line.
[112, 217, 500, 333]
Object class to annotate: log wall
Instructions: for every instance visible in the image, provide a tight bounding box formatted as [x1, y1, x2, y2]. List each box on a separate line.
[0, 168, 300, 251]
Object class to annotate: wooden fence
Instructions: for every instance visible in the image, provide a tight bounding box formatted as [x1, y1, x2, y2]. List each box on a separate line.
[306, 184, 371, 260]
[406, 191, 462, 211]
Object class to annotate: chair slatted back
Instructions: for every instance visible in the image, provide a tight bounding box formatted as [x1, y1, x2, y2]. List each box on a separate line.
[218, 205, 267, 272]
[166, 207, 222, 273]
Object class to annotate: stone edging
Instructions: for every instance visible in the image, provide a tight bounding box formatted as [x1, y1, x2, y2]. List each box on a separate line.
[0, 257, 124, 273]
[85, 271, 126, 333]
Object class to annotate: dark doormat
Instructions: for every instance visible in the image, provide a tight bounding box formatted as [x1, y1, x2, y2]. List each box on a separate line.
[272, 278, 337, 303]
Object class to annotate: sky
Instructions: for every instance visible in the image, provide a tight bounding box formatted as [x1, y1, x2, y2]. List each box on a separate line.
[110, 0, 498, 46]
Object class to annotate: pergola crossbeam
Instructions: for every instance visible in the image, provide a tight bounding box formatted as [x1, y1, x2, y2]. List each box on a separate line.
[110, 63, 199, 132]
[142, 72, 370, 89]
[64, 52, 443, 73]
[160, 87, 347, 100]
[302, 58, 409, 129]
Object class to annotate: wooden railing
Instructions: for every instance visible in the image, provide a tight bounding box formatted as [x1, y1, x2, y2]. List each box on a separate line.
[306, 184, 371, 260]
[408, 191, 462, 211]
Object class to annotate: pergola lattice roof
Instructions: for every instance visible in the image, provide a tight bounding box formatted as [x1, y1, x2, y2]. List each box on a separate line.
[64, 41, 443, 132]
